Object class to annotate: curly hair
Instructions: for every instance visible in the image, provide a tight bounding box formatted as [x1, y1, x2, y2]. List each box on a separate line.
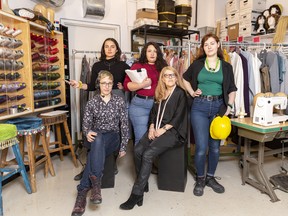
[138, 41, 168, 72]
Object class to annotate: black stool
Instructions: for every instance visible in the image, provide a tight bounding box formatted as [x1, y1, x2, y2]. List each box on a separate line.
[157, 144, 187, 192]
[101, 153, 115, 188]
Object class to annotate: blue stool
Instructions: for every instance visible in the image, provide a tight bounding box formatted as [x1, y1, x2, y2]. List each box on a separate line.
[0, 124, 32, 216]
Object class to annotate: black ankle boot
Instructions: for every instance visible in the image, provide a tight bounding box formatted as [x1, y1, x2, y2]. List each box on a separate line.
[206, 175, 225, 193]
[120, 193, 144, 210]
[193, 177, 205, 196]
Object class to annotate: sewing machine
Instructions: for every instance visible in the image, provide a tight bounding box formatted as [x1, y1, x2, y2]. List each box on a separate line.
[253, 96, 288, 126]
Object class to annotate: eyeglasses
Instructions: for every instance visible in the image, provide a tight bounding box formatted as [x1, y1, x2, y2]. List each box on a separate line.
[100, 82, 113, 87]
[163, 73, 176, 78]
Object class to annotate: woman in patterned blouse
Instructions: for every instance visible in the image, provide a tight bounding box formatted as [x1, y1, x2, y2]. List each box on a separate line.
[71, 70, 129, 216]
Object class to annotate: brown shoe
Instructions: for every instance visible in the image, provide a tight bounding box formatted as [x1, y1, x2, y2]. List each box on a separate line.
[71, 188, 89, 216]
[89, 175, 102, 204]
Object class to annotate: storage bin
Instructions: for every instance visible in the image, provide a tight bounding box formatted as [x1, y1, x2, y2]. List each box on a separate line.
[175, 5, 192, 17]
[159, 20, 174, 28]
[226, 0, 240, 14]
[158, 12, 176, 22]
[174, 23, 189, 30]
[239, 0, 266, 11]
[176, 14, 191, 25]
[227, 11, 239, 25]
[157, 0, 175, 13]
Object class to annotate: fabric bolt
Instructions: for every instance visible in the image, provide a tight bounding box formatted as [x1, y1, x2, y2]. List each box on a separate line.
[6, 117, 43, 131]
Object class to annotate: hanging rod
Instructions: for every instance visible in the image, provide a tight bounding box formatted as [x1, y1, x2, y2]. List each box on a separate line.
[72, 49, 138, 55]
[187, 41, 288, 47]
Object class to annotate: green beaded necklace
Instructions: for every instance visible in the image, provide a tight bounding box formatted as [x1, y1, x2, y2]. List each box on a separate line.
[205, 57, 220, 72]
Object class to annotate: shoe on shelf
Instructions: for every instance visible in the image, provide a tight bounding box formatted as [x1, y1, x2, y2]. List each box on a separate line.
[206, 175, 225, 193]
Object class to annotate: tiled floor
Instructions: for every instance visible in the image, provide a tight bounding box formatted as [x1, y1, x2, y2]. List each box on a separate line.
[2, 143, 288, 216]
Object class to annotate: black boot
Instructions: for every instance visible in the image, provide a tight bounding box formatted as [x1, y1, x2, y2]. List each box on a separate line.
[89, 175, 102, 204]
[193, 176, 205, 196]
[120, 193, 144, 210]
[206, 175, 225, 193]
[74, 168, 84, 181]
[71, 188, 89, 216]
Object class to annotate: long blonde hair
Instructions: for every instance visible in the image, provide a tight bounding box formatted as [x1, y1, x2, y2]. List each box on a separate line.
[155, 66, 186, 102]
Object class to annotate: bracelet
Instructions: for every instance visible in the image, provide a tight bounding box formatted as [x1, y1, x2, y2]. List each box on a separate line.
[227, 103, 233, 109]
[78, 81, 83, 89]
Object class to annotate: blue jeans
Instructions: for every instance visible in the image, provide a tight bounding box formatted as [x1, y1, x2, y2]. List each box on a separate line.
[77, 131, 120, 191]
[129, 96, 154, 145]
[191, 97, 223, 177]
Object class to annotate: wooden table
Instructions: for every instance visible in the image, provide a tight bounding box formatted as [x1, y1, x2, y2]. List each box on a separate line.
[231, 117, 288, 202]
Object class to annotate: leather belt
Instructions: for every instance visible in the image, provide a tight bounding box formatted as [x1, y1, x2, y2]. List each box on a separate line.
[198, 95, 223, 101]
[135, 94, 154, 100]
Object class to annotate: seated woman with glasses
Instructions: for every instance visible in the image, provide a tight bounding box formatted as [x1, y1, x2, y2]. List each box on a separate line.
[71, 70, 129, 216]
[120, 66, 188, 210]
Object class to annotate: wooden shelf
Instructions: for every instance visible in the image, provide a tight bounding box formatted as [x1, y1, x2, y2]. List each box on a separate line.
[0, 11, 65, 120]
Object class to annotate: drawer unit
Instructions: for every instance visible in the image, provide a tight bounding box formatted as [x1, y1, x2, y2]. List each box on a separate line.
[226, 0, 240, 14]
[227, 11, 239, 26]
[240, 0, 266, 11]
[239, 9, 262, 25]
[239, 23, 256, 37]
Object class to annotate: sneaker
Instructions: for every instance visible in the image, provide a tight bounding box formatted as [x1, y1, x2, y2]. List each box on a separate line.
[206, 176, 225, 193]
[193, 177, 205, 196]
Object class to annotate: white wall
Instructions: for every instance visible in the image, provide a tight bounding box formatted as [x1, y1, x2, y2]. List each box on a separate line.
[7, 0, 288, 49]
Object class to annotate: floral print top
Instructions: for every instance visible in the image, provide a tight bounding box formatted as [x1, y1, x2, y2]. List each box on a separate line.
[82, 94, 129, 152]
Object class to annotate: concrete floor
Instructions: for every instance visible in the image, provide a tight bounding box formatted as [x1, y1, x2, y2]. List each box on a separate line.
[2, 142, 288, 216]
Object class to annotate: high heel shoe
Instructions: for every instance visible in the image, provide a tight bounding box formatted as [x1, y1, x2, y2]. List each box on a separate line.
[120, 193, 143, 210]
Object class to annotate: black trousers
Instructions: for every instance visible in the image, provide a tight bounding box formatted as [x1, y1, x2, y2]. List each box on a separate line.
[132, 129, 181, 195]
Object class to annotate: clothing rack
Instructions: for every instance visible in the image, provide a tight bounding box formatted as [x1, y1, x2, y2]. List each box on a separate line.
[72, 49, 138, 55]
[70, 49, 138, 142]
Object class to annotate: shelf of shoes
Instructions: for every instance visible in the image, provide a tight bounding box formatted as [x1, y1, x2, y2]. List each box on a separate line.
[29, 21, 65, 112]
[0, 11, 33, 120]
[0, 10, 66, 120]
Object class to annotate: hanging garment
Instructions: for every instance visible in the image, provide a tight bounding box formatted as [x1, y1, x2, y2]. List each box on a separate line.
[79, 55, 91, 132]
[229, 51, 245, 116]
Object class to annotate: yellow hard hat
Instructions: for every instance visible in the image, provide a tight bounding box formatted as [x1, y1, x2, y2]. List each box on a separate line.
[210, 116, 232, 140]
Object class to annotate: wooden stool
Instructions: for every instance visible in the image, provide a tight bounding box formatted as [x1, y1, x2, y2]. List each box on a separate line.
[1, 126, 55, 193]
[39, 113, 78, 167]
[0, 124, 32, 216]
[157, 144, 188, 192]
